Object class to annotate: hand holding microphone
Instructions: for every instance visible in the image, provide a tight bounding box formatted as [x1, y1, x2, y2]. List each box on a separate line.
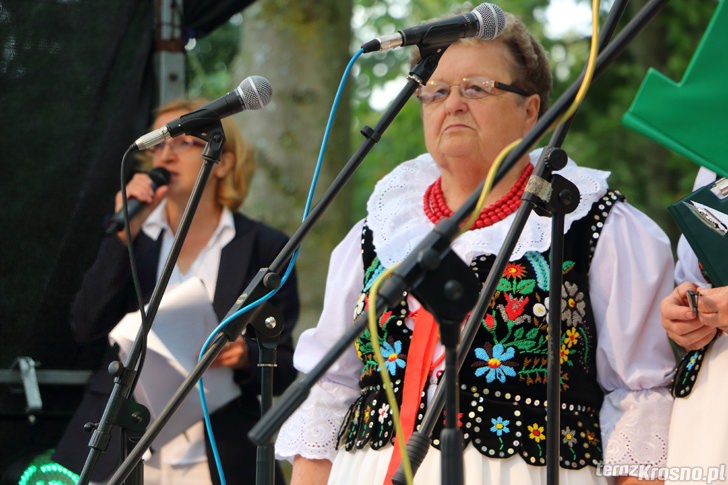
[106, 167, 171, 237]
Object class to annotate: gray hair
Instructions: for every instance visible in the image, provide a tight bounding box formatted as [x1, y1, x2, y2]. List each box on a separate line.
[410, 9, 552, 117]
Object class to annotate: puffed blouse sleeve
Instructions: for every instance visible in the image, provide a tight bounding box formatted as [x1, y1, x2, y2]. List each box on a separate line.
[590, 202, 675, 468]
[275, 221, 366, 463]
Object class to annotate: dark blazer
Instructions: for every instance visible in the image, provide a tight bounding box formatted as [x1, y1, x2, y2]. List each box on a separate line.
[53, 212, 299, 485]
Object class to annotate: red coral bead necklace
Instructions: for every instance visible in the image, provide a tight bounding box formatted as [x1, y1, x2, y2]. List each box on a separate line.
[423, 163, 534, 229]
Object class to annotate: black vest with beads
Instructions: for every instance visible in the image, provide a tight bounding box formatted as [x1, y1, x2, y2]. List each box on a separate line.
[337, 190, 625, 470]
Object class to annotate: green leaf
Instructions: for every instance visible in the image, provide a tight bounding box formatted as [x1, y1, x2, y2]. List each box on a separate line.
[516, 279, 536, 294]
[497, 278, 512, 291]
[510, 341, 536, 352]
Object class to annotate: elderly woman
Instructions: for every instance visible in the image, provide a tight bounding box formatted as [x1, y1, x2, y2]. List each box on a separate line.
[53, 98, 300, 485]
[275, 9, 673, 485]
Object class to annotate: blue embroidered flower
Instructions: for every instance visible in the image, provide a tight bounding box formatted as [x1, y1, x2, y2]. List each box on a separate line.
[473, 343, 518, 383]
[686, 352, 698, 372]
[379, 340, 405, 375]
[363, 261, 385, 292]
[490, 416, 510, 436]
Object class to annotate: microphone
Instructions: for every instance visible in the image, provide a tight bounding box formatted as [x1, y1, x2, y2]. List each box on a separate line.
[105, 167, 171, 234]
[361, 3, 506, 53]
[134, 75, 273, 151]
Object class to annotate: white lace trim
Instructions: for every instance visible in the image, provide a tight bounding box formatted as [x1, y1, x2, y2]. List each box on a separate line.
[275, 379, 359, 463]
[601, 387, 673, 470]
[366, 149, 610, 267]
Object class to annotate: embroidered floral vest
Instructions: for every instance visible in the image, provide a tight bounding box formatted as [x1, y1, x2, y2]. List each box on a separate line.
[337, 190, 625, 470]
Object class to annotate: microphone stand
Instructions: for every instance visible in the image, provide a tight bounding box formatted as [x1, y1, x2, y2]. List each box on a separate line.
[106, 50, 447, 485]
[404, 247, 483, 485]
[250, 2, 668, 484]
[250, 303, 285, 485]
[78, 119, 227, 485]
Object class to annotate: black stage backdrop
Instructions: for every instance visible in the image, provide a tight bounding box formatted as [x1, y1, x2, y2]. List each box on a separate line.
[0, 0, 252, 478]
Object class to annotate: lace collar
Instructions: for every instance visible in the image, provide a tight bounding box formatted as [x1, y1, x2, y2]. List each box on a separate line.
[366, 148, 610, 267]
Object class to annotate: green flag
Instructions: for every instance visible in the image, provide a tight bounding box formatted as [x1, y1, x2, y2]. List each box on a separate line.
[622, 0, 728, 176]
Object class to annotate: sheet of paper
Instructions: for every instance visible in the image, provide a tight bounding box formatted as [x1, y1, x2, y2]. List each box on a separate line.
[109, 278, 241, 448]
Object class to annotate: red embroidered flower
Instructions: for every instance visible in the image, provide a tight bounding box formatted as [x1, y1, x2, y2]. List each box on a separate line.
[503, 293, 529, 321]
[503, 263, 526, 279]
[484, 313, 496, 330]
[378, 310, 393, 327]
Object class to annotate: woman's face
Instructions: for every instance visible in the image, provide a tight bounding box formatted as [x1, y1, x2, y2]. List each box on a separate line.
[149, 109, 210, 201]
[421, 41, 540, 176]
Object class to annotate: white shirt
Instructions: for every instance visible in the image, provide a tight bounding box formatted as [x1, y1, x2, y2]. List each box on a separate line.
[142, 201, 236, 301]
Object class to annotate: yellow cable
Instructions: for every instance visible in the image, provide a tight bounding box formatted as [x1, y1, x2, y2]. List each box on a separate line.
[557, 0, 600, 124]
[367, 262, 414, 484]
[460, 138, 522, 234]
[462, 0, 601, 230]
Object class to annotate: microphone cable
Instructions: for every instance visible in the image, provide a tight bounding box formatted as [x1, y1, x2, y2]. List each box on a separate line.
[197, 48, 365, 484]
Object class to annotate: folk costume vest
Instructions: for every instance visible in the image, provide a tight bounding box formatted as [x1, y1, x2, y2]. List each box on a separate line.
[337, 190, 625, 470]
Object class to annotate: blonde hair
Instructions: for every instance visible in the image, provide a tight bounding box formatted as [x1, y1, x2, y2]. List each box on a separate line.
[151, 97, 256, 211]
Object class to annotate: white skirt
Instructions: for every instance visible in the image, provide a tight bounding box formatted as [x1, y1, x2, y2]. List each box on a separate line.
[328, 445, 610, 485]
[666, 333, 728, 485]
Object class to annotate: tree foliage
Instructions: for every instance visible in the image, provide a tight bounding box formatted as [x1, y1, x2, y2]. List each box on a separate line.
[185, 13, 243, 98]
[187, 0, 719, 260]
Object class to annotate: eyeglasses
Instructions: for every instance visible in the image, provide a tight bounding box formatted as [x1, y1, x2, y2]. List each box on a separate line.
[146, 137, 205, 155]
[417, 76, 530, 105]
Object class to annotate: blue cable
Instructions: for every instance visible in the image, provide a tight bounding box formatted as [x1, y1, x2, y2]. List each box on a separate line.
[197, 48, 365, 484]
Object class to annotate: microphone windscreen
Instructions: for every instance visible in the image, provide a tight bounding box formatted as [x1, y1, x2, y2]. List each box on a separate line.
[473, 3, 506, 40]
[238, 75, 273, 110]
